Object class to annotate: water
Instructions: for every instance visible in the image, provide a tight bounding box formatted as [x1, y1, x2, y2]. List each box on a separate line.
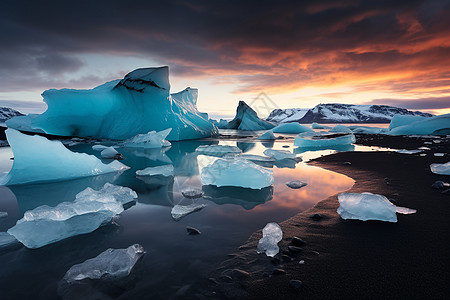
[0, 130, 392, 299]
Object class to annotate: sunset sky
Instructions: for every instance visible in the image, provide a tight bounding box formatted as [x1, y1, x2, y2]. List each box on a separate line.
[1, 0, 450, 118]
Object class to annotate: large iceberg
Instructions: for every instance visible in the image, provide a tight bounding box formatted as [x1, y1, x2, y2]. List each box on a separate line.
[13, 67, 218, 141]
[430, 161, 450, 175]
[201, 157, 273, 189]
[388, 113, 450, 136]
[337, 192, 416, 222]
[388, 114, 430, 131]
[294, 132, 356, 148]
[257, 222, 282, 257]
[118, 128, 171, 148]
[0, 129, 128, 185]
[225, 101, 275, 130]
[272, 123, 313, 134]
[7, 183, 137, 248]
[62, 244, 145, 282]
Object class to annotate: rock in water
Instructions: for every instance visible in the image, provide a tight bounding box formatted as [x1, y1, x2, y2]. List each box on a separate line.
[257, 222, 283, 257]
[171, 203, 206, 221]
[62, 244, 145, 283]
[431, 180, 450, 189]
[181, 188, 204, 199]
[186, 226, 201, 235]
[225, 101, 275, 130]
[136, 165, 174, 177]
[0, 129, 129, 185]
[289, 279, 303, 289]
[337, 192, 416, 222]
[201, 157, 273, 189]
[286, 180, 307, 189]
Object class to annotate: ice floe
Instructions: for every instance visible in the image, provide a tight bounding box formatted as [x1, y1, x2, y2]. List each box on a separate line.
[430, 161, 450, 175]
[329, 125, 352, 133]
[195, 145, 242, 157]
[263, 149, 295, 160]
[225, 101, 275, 130]
[257, 222, 282, 257]
[396, 149, 422, 154]
[136, 165, 174, 177]
[119, 128, 171, 148]
[294, 132, 355, 148]
[181, 188, 204, 199]
[101, 147, 123, 159]
[171, 203, 206, 221]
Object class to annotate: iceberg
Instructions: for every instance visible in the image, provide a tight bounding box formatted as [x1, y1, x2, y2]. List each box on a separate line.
[7, 183, 137, 248]
[272, 123, 313, 134]
[388, 113, 450, 136]
[225, 101, 275, 130]
[210, 118, 229, 129]
[257, 130, 276, 140]
[0, 129, 129, 186]
[195, 145, 242, 157]
[329, 124, 352, 133]
[257, 222, 282, 257]
[430, 161, 450, 175]
[396, 149, 422, 154]
[101, 147, 123, 159]
[62, 244, 145, 283]
[388, 114, 430, 130]
[5, 114, 45, 134]
[118, 128, 171, 148]
[171, 203, 206, 221]
[181, 188, 204, 199]
[25, 67, 217, 141]
[201, 157, 273, 189]
[136, 165, 174, 177]
[263, 149, 295, 160]
[337, 192, 416, 222]
[294, 132, 356, 148]
[311, 122, 331, 129]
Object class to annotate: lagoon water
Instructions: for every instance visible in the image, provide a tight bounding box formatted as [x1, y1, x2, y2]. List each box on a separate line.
[0, 129, 391, 299]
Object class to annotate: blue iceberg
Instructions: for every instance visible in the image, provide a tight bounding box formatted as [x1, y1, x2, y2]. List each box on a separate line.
[257, 130, 276, 140]
[225, 101, 275, 130]
[272, 123, 313, 134]
[388, 113, 450, 136]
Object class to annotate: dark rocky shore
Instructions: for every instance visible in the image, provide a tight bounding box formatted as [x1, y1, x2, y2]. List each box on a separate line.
[204, 134, 450, 299]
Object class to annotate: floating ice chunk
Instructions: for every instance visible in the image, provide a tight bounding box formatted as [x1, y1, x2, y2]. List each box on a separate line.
[349, 126, 386, 134]
[257, 222, 282, 257]
[136, 165, 174, 177]
[286, 180, 307, 189]
[0, 129, 129, 185]
[263, 149, 295, 160]
[418, 147, 431, 150]
[201, 158, 273, 189]
[101, 147, 123, 159]
[434, 153, 445, 157]
[171, 203, 206, 221]
[337, 192, 416, 222]
[388, 114, 430, 130]
[257, 130, 276, 140]
[329, 125, 352, 133]
[396, 149, 422, 154]
[92, 144, 108, 151]
[7, 183, 137, 248]
[294, 132, 355, 148]
[0, 211, 8, 218]
[430, 161, 450, 175]
[195, 145, 242, 157]
[311, 122, 331, 129]
[62, 244, 145, 283]
[272, 123, 313, 134]
[388, 113, 450, 136]
[119, 128, 171, 148]
[181, 188, 204, 199]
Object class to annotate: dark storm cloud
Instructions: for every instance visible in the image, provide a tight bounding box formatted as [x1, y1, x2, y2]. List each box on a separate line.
[1, 0, 450, 95]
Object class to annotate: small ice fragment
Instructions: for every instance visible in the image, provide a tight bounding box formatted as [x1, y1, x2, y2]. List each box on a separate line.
[434, 153, 445, 157]
[62, 244, 145, 283]
[299, 260, 305, 264]
[171, 203, 206, 221]
[181, 188, 204, 199]
[119, 128, 171, 148]
[419, 154, 427, 157]
[337, 192, 416, 222]
[424, 141, 432, 144]
[101, 147, 123, 159]
[257, 222, 283, 257]
[433, 140, 441, 143]
[136, 165, 174, 177]
[257, 130, 276, 140]
[92, 145, 108, 151]
[430, 161, 450, 175]
[294, 132, 355, 148]
[418, 147, 431, 150]
[397, 149, 422, 154]
[0, 212, 8, 218]
[311, 123, 330, 129]
[286, 180, 307, 189]
[263, 149, 295, 160]
[195, 145, 242, 157]
[329, 125, 352, 133]
[395, 206, 417, 214]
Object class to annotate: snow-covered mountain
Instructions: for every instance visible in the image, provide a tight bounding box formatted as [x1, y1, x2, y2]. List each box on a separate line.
[266, 104, 433, 124]
[0, 107, 23, 122]
[226, 101, 275, 130]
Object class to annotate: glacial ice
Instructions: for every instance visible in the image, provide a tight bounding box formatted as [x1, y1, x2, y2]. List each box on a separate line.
[171, 203, 206, 221]
[225, 101, 275, 130]
[329, 125, 352, 133]
[195, 145, 242, 157]
[62, 244, 145, 283]
[388, 114, 430, 131]
[337, 192, 416, 222]
[92, 144, 108, 151]
[349, 126, 386, 134]
[272, 123, 313, 134]
[101, 147, 122, 159]
[263, 149, 295, 160]
[181, 188, 204, 199]
[257, 130, 276, 140]
[257, 222, 282, 257]
[430, 161, 450, 175]
[7, 183, 137, 248]
[396, 149, 422, 154]
[136, 165, 174, 177]
[5, 114, 45, 134]
[26, 67, 218, 141]
[388, 113, 450, 136]
[210, 118, 229, 129]
[294, 132, 356, 148]
[118, 128, 171, 148]
[201, 157, 273, 189]
[0, 129, 129, 185]
[311, 122, 331, 129]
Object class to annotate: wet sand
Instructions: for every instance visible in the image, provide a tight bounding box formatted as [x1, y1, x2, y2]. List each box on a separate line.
[206, 135, 450, 299]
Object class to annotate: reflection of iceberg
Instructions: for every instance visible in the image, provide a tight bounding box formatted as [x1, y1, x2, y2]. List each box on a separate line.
[202, 185, 273, 210]
[136, 175, 174, 207]
[121, 147, 172, 164]
[0, 129, 128, 185]
[294, 144, 355, 154]
[236, 142, 255, 153]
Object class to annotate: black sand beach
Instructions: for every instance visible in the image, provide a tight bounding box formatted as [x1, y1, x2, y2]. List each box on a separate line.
[206, 134, 450, 299]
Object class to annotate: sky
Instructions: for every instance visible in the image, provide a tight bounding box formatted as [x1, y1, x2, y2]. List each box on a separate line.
[1, 0, 450, 118]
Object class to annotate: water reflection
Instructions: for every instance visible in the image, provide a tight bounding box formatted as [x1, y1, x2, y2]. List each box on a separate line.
[136, 175, 174, 207]
[293, 144, 355, 154]
[202, 185, 273, 210]
[236, 142, 255, 153]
